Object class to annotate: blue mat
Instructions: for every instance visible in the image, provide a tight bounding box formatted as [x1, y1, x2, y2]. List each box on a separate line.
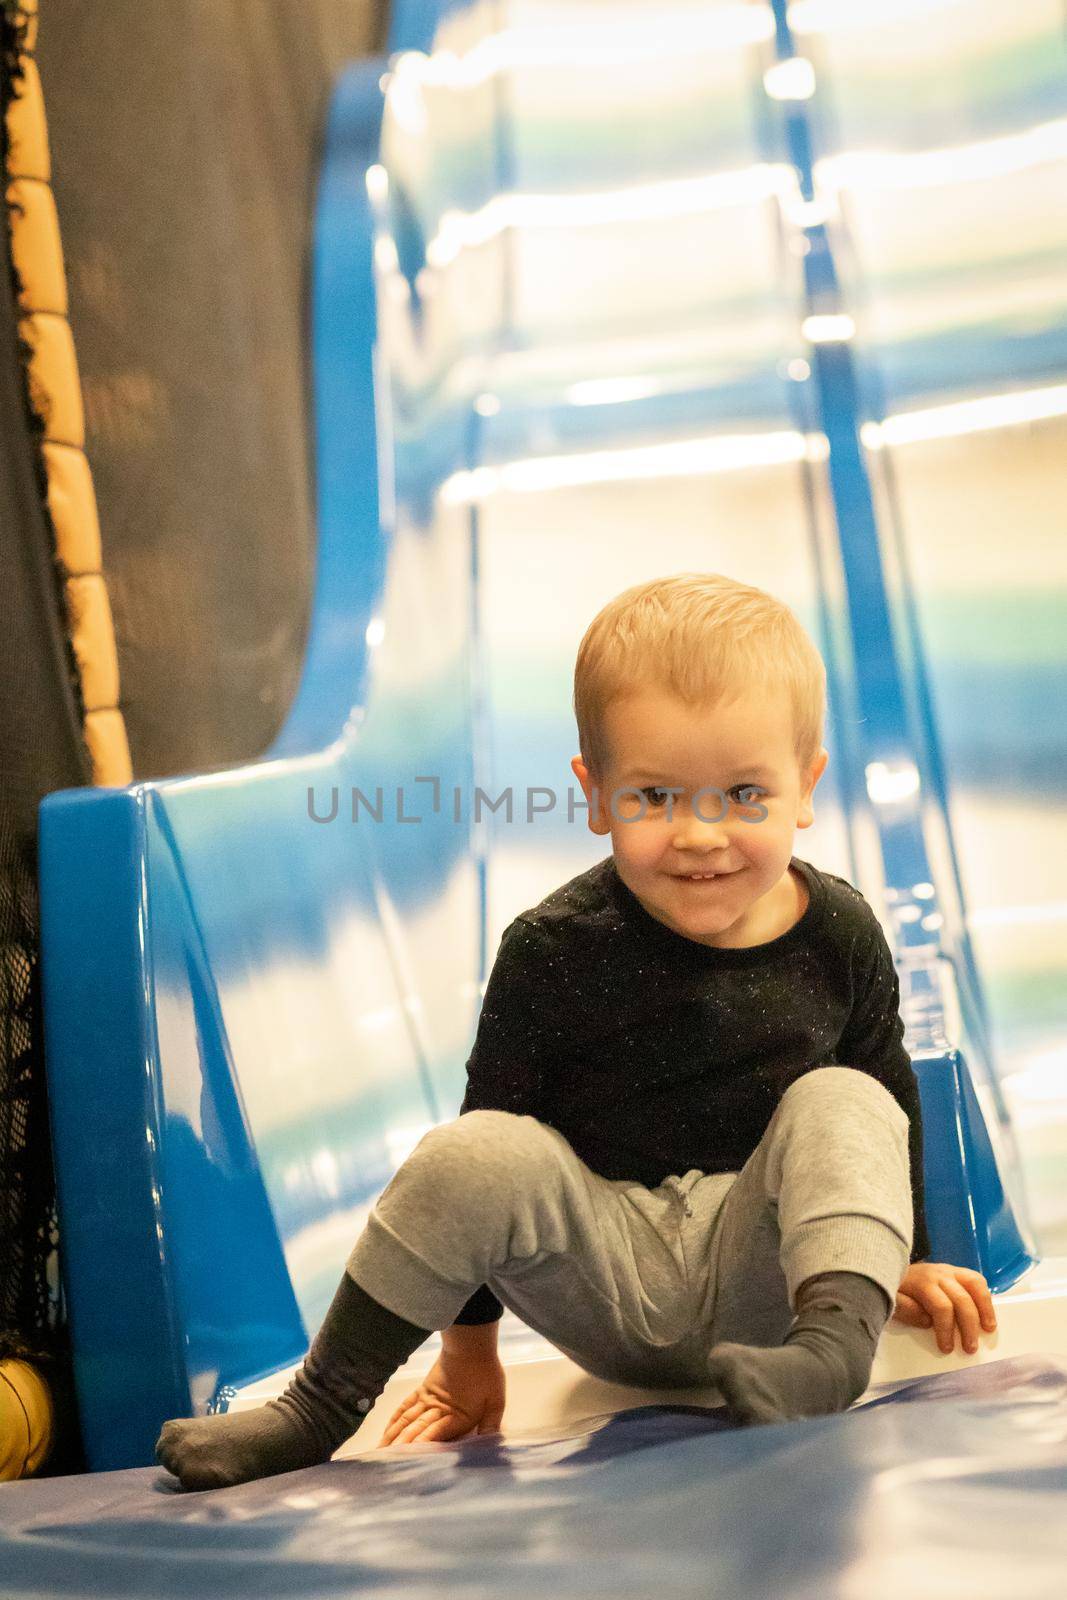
[1, 1359, 1065, 1598]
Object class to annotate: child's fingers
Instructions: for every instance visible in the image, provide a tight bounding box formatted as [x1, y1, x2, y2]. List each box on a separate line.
[380, 1391, 420, 1428]
[421, 1413, 475, 1442]
[394, 1404, 445, 1444]
[915, 1281, 958, 1353]
[938, 1277, 983, 1354]
[395, 1408, 441, 1446]
[379, 1421, 411, 1446]
[378, 1401, 413, 1445]
[893, 1291, 932, 1328]
[378, 1392, 427, 1445]
[959, 1271, 997, 1332]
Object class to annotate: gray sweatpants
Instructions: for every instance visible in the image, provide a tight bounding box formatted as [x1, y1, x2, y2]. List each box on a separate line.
[346, 1066, 913, 1388]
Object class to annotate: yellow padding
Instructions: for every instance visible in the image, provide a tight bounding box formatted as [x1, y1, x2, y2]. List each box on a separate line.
[7, 177, 67, 315]
[17, 310, 84, 446]
[42, 441, 103, 574]
[3, 57, 49, 183]
[84, 709, 134, 788]
[4, 3, 39, 58]
[18, 2, 40, 56]
[0, 1359, 54, 1481]
[6, 0, 133, 791]
[64, 574, 121, 713]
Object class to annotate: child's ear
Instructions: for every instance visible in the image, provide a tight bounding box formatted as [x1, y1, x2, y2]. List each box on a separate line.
[570, 756, 611, 836]
[796, 748, 829, 829]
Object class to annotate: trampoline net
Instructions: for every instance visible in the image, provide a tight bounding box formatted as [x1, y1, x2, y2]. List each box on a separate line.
[0, 807, 60, 1356]
[1, 4, 90, 1382]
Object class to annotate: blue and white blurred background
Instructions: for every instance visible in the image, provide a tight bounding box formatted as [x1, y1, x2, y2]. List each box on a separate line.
[375, 0, 1067, 1250]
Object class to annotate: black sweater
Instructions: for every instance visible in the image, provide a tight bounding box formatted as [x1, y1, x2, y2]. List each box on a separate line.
[454, 853, 929, 1324]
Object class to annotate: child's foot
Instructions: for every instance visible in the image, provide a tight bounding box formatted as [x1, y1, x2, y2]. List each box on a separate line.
[155, 1272, 432, 1489]
[156, 1403, 337, 1490]
[706, 1270, 891, 1426]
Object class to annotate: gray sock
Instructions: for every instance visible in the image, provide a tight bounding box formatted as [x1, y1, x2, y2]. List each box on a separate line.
[156, 1273, 432, 1489]
[706, 1270, 891, 1426]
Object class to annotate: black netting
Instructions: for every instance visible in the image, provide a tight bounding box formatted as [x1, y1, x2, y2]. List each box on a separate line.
[0, 813, 58, 1354]
[1, 2, 91, 1470]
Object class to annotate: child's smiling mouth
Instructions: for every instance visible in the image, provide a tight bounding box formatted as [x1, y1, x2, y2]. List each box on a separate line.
[673, 869, 739, 883]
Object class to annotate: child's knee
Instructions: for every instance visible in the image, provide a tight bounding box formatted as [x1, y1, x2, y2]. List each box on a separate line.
[402, 1110, 554, 1198]
[781, 1065, 908, 1131]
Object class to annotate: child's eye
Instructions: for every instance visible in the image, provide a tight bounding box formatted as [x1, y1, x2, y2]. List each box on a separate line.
[732, 785, 765, 804]
[640, 787, 671, 808]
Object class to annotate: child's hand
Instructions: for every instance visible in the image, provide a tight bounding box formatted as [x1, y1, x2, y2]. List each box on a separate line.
[892, 1262, 997, 1354]
[377, 1348, 506, 1446]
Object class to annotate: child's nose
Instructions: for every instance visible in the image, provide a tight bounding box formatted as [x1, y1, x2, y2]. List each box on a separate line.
[672, 802, 730, 849]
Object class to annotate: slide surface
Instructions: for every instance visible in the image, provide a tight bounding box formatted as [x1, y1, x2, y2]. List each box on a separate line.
[2, 1361, 1066, 1599]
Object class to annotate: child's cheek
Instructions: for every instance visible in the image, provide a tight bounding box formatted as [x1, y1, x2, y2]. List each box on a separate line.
[615, 818, 661, 868]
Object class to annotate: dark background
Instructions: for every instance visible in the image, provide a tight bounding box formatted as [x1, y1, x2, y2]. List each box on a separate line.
[36, 0, 388, 778]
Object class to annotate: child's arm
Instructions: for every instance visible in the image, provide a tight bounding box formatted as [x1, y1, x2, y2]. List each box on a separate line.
[459, 917, 558, 1119]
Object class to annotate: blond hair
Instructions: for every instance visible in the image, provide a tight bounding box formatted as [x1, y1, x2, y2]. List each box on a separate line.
[573, 572, 826, 779]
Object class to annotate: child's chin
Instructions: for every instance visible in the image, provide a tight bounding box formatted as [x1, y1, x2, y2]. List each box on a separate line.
[661, 897, 735, 932]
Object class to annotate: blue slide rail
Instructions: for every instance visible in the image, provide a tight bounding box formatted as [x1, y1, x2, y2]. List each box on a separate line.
[39, 2, 1034, 1472]
[760, 0, 1032, 1289]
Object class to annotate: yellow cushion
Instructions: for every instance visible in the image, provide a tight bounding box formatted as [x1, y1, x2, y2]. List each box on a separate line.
[0, 1359, 54, 1480]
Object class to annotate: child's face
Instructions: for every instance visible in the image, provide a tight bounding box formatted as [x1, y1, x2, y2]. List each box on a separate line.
[571, 685, 828, 949]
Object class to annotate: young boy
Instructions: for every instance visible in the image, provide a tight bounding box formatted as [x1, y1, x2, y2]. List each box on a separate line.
[158, 573, 996, 1490]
